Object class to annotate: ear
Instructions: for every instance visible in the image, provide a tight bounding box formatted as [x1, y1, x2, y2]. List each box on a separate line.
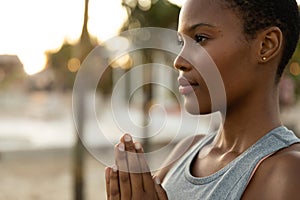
[258, 27, 283, 63]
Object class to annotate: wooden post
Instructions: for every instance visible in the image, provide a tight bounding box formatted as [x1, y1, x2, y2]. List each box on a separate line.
[73, 0, 93, 199]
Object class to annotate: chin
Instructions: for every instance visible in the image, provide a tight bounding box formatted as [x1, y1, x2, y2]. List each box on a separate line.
[184, 99, 212, 115]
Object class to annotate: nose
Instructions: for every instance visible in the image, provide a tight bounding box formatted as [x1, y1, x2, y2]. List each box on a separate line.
[174, 54, 193, 72]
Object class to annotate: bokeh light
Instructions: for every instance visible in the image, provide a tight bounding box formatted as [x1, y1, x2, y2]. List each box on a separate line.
[67, 58, 81, 73]
[289, 62, 300, 76]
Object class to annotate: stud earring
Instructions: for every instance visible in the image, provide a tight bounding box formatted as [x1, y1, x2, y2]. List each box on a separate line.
[262, 56, 267, 61]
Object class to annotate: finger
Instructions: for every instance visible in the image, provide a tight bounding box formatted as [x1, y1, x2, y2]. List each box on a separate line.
[123, 134, 144, 192]
[115, 143, 131, 199]
[122, 134, 136, 152]
[109, 165, 120, 200]
[153, 176, 168, 200]
[105, 167, 111, 200]
[135, 142, 155, 191]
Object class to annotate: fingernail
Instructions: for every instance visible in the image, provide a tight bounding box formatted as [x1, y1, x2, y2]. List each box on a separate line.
[154, 176, 161, 185]
[112, 165, 118, 172]
[118, 143, 125, 151]
[124, 134, 131, 142]
[134, 142, 141, 150]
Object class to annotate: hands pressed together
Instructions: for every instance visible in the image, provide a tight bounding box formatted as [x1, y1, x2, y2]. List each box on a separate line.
[105, 134, 168, 200]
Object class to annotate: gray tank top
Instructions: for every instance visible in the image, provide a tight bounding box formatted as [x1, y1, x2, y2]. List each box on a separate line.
[162, 126, 300, 200]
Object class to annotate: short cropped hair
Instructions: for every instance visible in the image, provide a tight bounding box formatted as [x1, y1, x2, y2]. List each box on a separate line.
[222, 0, 300, 82]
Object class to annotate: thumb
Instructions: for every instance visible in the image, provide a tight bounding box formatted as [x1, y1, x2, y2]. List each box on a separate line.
[153, 176, 168, 200]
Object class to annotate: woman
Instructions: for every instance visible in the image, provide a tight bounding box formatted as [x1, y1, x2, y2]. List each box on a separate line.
[105, 0, 300, 199]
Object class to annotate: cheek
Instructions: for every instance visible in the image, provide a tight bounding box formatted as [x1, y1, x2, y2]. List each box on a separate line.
[212, 47, 255, 105]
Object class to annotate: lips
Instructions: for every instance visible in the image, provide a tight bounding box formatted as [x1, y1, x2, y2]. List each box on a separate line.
[178, 76, 199, 95]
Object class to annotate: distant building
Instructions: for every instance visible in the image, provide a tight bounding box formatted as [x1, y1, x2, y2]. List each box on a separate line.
[0, 55, 26, 90]
[0, 55, 23, 74]
[27, 67, 55, 91]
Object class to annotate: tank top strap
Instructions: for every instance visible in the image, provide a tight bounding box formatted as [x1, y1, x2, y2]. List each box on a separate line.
[162, 131, 217, 183]
[162, 126, 300, 200]
[224, 126, 300, 199]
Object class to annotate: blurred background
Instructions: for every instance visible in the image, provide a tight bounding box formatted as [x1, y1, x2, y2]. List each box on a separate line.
[0, 0, 300, 199]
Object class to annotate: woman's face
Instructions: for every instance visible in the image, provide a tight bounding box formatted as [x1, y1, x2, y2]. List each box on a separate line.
[175, 0, 260, 115]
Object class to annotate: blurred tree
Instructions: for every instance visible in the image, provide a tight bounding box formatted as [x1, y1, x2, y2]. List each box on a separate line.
[122, 0, 179, 30]
[46, 43, 74, 90]
[71, 0, 97, 200]
[45, 0, 97, 91]
[288, 41, 300, 97]
[120, 0, 180, 151]
[282, 7, 300, 100]
[120, 0, 180, 95]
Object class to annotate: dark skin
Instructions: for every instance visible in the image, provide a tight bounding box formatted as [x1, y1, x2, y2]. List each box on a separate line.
[105, 135, 167, 200]
[106, 0, 300, 199]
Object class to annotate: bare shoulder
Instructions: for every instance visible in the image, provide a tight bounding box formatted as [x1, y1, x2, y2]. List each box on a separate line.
[156, 134, 206, 181]
[242, 143, 300, 200]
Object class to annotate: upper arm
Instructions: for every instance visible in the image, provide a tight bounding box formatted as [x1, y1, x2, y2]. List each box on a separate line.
[155, 134, 205, 182]
[267, 152, 300, 200]
[242, 144, 300, 200]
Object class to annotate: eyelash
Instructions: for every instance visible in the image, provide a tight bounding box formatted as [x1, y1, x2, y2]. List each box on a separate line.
[177, 34, 209, 46]
[195, 34, 208, 43]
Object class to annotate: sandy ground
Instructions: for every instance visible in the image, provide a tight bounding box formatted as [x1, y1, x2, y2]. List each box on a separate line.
[0, 143, 174, 200]
[0, 91, 203, 200]
[0, 148, 108, 200]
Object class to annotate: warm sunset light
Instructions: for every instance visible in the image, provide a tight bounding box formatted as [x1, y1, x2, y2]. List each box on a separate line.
[19, 53, 47, 75]
[0, 0, 127, 75]
[1, 0, 299, 76]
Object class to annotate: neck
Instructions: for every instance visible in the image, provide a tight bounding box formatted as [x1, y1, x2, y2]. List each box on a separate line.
[215, 88, 282, 154]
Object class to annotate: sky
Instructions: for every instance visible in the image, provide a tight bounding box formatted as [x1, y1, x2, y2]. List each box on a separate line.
[0, 0, 127, 75]
[0, 0, 299, 75]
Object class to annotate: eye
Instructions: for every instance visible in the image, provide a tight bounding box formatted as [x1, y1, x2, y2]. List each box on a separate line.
[195, 34, 208, 43]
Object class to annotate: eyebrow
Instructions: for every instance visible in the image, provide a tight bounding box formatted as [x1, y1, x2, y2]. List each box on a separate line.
[177, 23, 216, 38]
[189, 23, 216, 31]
